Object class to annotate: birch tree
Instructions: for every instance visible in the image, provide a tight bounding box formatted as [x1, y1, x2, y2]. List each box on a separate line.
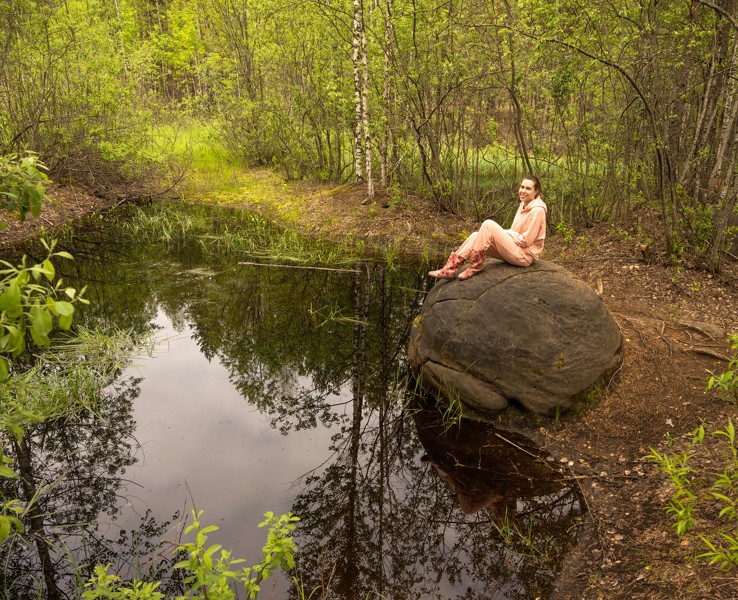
[352, 0, 374, 200]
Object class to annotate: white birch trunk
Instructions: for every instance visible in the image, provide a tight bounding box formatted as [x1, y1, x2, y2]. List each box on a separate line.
[352, 0, 365, 182]
[380, 0, 393, 189]
[361, 12, 374, 199]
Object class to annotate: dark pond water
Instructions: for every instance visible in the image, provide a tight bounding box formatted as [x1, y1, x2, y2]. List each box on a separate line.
[1, 203, 585, 599]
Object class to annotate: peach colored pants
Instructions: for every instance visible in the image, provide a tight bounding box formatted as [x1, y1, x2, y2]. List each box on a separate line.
[456, 219, 531, 266]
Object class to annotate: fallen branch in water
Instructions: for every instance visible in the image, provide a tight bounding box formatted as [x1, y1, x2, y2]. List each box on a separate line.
[238, 261, 360, 273]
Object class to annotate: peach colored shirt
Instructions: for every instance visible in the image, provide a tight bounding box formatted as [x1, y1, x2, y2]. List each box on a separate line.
[509, 197, 547, 262]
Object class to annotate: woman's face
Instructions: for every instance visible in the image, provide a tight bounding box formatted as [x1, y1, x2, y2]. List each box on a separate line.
[518, 179, 538, 203]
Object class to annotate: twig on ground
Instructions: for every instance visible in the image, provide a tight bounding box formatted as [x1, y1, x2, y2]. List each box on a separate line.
[655, 320, 674, 359]
[238, 261, 360, 273]
[614, 314, 649, 349]
[493, 433, 549, 464]
[686, 347, 730, 361]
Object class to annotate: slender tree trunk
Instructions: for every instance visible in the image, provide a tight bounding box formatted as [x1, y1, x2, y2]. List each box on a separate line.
[14, 438, 62, 600]
[361, 14, 374, 199]
[111, 0, 127, 75]
[679, 52, 718, 189]
[706, 39, 738, 192]
[502, 1, 533, 176]
[340, 264, 372, 596]
[352, 0, 365, 183]
[375, 265, 389, 597]
[380, 0, 393, 189]
[210, 0, 254, 98]
[707, 29, 738, 271]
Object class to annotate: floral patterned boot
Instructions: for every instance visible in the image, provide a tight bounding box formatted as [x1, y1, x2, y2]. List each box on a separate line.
[458, 249, 486, 280]
[428, 252, 466, 279]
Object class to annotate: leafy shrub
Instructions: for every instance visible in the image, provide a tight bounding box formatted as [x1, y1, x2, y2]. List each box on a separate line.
[0, 153, 48, 224]
[82, 510, 300, 600]
[0, 239, 88, 381]
[707, 333, 738, 405]
[646, 335, 738, 572]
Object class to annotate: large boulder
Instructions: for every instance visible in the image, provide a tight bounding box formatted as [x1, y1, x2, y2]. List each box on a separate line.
[409, 259, 622, 415]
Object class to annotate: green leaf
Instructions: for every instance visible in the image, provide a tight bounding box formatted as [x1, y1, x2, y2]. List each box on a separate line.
[0, 280, 21, 314]
[0, 357, 7, 382]
[28, 305, 53, 337]
[55, 251, 73, 260]
[718, 506, 735, 519]
[8, 425, 24, 442]
[711, 493, 733, 504]
[31, 189, 43, 218]
[0, 517, 10, 541]
[58, 313, 73, 330]
[53, 301, 74, 317]
[42, 259, 55, 281]
[9, 328, 25, 356]
[29, 328, 50, 348]
[0, 465, 18, 479]
[199, 525, 219, 534]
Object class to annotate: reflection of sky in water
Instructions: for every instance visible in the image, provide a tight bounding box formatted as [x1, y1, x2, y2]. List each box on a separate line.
[118, 309, 343, 564]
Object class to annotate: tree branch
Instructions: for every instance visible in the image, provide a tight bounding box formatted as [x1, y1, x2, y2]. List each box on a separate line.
[695, 0, 738, 32]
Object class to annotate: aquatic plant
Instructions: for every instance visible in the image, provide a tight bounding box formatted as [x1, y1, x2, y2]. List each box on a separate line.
[0, 240, 89, 543]
[440, 387, 464, 432]
[0, 326, 143, 543]
[492, 510, 555, 563]
[121, 203, 362, 268]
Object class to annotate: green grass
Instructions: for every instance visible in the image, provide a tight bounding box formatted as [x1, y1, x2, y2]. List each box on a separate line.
[120, 202, 361, 267]
[151, 119, 247, 197]
[150, 119, 324, 237]
[0, 327, 148, 430]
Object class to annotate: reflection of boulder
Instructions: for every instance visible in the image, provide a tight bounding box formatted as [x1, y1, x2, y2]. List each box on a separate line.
[420, 455, 515, 519]
[409, 260, 622, 415]
[413, 400, 576, 521]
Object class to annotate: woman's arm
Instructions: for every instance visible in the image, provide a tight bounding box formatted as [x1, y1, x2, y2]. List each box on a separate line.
[512, 206, 546, 248]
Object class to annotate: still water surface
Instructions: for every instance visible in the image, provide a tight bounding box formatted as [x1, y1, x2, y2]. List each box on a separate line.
[3, 203, 584, 599]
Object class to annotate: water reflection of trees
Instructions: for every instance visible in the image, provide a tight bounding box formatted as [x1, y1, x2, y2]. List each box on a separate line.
[292, 396, 584, 599]
[286, 265, 585, 600]
[39, 210, 587, 598]
[58, 216, 422, 437]
[0, 377, 181, 599]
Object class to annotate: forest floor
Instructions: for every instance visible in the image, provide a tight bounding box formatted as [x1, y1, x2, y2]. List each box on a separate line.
[2, 171, 738, 599]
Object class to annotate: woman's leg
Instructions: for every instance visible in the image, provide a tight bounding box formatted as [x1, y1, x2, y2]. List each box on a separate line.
[455, 232, 479, 259]
[471, 220, 528, 266]
[458, 220, 529, 280]
[428, 231, 480, 278]
[428, 250, 466, 278]
[431, 220, 529, 280]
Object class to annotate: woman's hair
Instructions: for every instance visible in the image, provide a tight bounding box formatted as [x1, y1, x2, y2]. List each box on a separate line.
[523, 175, 542, 195]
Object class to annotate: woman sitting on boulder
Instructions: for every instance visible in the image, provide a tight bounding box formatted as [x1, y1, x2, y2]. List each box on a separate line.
[429, 176, 547, 280]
